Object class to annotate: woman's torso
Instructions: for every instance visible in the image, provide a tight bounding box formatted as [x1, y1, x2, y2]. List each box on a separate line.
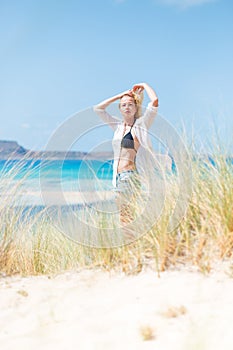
[117, 124, 140, 173]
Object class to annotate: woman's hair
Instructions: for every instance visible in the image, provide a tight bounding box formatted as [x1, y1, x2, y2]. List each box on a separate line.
[132, 89, 144, 118]
[120, 89, 144, 119]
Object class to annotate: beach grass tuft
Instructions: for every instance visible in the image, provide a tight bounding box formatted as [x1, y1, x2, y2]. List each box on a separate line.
[139, 325, 156, 341]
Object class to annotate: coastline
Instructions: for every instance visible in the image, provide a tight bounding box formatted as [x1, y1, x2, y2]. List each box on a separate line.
[0, 262, 233, 350]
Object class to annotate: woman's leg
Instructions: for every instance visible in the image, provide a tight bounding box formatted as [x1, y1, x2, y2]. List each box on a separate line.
[115, 171, 141, 240]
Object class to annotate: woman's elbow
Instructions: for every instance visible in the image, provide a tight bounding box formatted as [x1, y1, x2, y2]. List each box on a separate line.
[93, 104, 105, 112]
[152, 98, 159, 107]
[93, 105, 102, 113]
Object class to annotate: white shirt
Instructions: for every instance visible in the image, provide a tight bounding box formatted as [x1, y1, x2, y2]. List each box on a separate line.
[93, 102, 158, 187]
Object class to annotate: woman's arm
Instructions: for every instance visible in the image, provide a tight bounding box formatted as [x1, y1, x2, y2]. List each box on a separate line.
[94, 90, 132, 110]
[132, 82, 159, 128]
[132, 82, 158, 107]
[93, 90, 132, 130]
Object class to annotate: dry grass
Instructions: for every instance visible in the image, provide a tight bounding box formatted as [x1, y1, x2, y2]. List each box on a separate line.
[139, 325, 156, 341]
[0, 147, 232, 276]
[161, 305, 187, 318]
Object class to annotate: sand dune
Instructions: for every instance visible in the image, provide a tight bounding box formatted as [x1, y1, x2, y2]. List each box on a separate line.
[0, 262, 233, 350]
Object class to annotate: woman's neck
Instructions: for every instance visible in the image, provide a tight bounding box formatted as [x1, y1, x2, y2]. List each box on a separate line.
[124, 116, 135, 126]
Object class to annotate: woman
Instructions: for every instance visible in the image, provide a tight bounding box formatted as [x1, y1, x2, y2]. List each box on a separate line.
[94, 82, 159, 230]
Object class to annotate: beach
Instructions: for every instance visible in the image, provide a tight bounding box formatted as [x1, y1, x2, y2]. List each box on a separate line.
[15, 189, 115, 206]
[0, 262, 233, 350]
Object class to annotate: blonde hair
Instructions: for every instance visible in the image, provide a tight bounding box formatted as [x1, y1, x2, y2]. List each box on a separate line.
[132, 89, 144, 118]
[120, 89, 144, 119]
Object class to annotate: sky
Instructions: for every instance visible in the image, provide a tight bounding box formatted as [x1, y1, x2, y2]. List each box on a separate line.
[0, 0, 232, 153]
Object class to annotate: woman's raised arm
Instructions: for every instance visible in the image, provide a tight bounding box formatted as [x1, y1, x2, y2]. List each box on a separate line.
[93, 90, 132, 130]
[132, 82, 159, 128]
[132, 83, 158, 107]
[94, 90, 132, 110]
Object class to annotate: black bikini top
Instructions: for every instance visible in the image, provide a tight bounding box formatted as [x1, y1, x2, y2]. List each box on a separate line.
[121, 120, 137, 152]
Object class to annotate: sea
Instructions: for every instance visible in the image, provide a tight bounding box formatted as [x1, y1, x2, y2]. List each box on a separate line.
[0, 156, 232, 208]
[0, 159, 114, 207]
[1, 156, 232, 247]
[0, 159, 121, 246]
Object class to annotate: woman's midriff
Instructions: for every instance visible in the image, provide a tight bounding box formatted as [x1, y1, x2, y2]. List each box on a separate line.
[117, 148, 137, 174]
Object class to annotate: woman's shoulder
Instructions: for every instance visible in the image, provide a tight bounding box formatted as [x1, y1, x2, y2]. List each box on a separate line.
[137, 103, 158, 123]
[114, 121, 124, 132]
[135, 116, 146, 125]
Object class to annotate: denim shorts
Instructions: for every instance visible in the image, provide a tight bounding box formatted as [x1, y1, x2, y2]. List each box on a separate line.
[115, 170, 141, 194]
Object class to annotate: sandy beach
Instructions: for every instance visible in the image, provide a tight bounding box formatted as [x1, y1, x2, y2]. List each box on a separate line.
[0, 262, 233, 350]
[1, 189, 114, 207]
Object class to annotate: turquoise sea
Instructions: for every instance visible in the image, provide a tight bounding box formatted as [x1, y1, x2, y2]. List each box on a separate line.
[0, 159, 113, 189]
[0, 156, 232, 233]
[0, 156, 232, 204]
[0, 159, 114, 208]
[1, 155, 232, 248]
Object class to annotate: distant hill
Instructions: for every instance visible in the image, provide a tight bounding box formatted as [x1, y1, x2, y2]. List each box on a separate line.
[0, 140, 27, 157]
[0, 140, 113, 160]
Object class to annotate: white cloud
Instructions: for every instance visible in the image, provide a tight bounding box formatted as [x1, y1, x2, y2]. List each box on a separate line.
[155, 0, 217, 9]
[21, 123, 31, 129]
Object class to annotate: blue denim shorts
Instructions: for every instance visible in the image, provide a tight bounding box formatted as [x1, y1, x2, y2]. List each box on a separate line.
[115, 170, 141, 194]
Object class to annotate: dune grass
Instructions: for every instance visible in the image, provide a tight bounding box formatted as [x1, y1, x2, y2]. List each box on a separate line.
[0, 147, 232, 276]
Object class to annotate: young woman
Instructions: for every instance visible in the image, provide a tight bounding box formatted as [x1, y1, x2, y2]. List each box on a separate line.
[94, 82, 159, 230]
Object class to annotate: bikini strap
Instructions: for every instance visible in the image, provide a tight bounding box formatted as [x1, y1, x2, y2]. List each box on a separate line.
[130, 118, 136, 130]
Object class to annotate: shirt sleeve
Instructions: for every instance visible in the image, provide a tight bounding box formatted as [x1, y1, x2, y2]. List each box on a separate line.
[141, 102, 158, 129]
[93, 106, 120, 131]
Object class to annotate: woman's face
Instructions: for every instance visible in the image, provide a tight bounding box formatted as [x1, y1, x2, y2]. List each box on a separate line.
[119, 95, 137, 119]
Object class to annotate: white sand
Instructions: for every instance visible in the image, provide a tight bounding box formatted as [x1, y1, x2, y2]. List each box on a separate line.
[24, 190, 115, 206]
[0, 263, 233, 350]
[1, 190, 115, 206]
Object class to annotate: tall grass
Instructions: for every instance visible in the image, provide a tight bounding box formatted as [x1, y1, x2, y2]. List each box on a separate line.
[0, 147, 232, 276]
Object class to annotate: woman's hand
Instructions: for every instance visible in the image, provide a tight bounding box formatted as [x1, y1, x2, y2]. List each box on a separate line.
[133, 82, 158, 107]
[119, 89, 134, 98]
[132, 83, 145, 93]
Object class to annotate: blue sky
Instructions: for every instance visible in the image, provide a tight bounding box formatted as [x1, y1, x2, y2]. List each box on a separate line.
[0, 0, 232, 152]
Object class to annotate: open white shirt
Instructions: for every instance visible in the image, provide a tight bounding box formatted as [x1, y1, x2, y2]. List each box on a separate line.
[93, 103, 158, 187]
